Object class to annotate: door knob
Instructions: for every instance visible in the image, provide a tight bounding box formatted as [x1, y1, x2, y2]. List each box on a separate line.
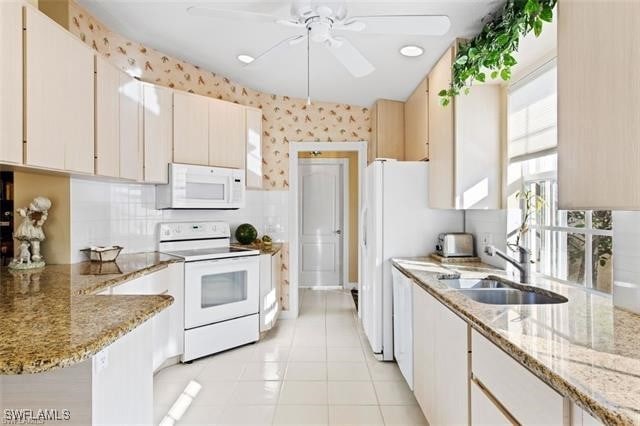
[334, 230, 342, 235]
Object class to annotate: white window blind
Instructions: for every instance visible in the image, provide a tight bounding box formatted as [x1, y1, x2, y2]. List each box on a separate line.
[508, 64, 557, 159]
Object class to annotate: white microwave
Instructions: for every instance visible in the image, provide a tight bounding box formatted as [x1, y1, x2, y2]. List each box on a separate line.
[156, 164, 245, 209]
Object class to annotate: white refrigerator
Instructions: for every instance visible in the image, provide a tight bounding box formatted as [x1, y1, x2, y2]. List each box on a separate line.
[359, 160, 463, 360]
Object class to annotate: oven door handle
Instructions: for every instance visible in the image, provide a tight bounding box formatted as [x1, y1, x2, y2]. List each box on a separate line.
[189, 256, 255, 265]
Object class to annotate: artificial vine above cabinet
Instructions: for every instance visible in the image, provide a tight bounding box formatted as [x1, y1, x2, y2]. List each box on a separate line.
[427, 44, 502, 210]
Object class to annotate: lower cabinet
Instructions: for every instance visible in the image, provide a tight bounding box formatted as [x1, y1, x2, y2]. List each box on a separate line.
[392, 268, 414, 389]
[259, 252, 281, 332]
[471, 379, 513, 425]
[471, 329, 568, 425]
[110, 263, 184, 371]
[412, 282, 469, 425]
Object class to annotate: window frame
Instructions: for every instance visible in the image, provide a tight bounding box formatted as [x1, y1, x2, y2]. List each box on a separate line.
[508, 60, 613, 293]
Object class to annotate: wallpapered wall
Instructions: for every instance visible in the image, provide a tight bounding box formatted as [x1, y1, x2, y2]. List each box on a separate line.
[65, 1, 372, 311]
[67, 1, 371, 190]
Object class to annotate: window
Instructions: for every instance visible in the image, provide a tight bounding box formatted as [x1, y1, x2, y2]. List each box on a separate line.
[507, 62, 613, 293]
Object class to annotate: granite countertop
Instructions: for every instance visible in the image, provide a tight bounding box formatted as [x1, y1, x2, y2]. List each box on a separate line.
[392, 257, 640, 426]
[0, 253, 182, 375]
[232, 242, 283, 256]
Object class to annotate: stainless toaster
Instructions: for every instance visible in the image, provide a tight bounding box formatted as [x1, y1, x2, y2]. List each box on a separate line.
[436, 233, 475, 257]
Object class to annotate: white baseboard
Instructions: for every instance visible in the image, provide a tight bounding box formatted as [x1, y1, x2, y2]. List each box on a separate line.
[278, 310, 297, 320]
[345, 282, 358, 291]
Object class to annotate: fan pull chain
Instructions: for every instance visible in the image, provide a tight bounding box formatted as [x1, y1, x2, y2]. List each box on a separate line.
[306, 26, 311, 105]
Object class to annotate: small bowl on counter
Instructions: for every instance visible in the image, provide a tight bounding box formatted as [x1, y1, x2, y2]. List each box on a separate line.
[81, 246, 123, 263]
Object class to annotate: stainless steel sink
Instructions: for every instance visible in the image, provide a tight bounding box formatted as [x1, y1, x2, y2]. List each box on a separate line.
[457, 288, 568, 305]
[439, 278, 512, 289]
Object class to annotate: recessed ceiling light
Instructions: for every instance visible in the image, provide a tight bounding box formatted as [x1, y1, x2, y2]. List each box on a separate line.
[237, 54, 255, 64]
[400, 45, 424, 57]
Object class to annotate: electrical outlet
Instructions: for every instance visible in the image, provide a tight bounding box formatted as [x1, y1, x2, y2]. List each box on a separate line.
[480, 233, 493, 246]
[94, 349, 109, 374]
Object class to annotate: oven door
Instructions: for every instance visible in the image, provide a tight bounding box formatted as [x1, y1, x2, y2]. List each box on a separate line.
[184, 256, 259, 329]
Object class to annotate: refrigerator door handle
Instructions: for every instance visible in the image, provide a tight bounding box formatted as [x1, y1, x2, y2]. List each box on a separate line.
[360, 206, 368, 248]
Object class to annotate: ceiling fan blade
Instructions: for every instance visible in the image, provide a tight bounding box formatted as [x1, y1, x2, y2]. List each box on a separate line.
[276, 19, 306, 29]
[326, 37, 375, 78]
[186, 6, 279, 24]
[245, 34, 307, 68]
[333, 20, 366, 32]
[343, 15, 450, 36]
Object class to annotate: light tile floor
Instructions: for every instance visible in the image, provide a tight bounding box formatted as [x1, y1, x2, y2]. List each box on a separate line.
[154, 289, 428, 425]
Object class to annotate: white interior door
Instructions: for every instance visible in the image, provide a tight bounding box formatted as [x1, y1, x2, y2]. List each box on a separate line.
[299, 160, 344, 287]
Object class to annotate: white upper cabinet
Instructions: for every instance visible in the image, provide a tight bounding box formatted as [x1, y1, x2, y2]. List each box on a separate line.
[209, 99, 246, 170]
[173, 91, 209, 166]
[404, 78, 429, 161]
[143, 84, 173, 184]
[119, 73, 144, 181]
[25, 7, 94, 174]
[428, 44, 502, 210]
[95, 56, 121, 178]
[558, 0, 640, 210]
[0, 1, 23, 165]
[245, 107, 263, 189]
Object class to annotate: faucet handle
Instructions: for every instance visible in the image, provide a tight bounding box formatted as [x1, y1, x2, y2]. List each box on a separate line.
[484, 245, 496, 256]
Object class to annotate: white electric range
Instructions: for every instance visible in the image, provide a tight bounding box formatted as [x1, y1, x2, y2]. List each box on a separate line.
[158, 221, 260, 362]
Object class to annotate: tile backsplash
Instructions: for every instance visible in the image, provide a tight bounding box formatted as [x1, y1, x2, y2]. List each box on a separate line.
[70, 178, 289, 263]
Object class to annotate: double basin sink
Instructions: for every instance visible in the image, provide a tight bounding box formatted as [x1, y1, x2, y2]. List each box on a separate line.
[439, 278, 568, 305]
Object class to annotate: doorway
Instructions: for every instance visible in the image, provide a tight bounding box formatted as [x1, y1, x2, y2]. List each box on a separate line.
[298, 158, 348, 288]
[288, 141, 367, 319]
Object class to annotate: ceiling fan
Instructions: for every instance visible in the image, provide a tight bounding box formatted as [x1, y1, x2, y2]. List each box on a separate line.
[187, 0, 450, 102]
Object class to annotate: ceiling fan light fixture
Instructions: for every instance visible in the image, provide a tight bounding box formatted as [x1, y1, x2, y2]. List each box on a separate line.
[237, 54, 255, 64]
[399, 45, 424, 57]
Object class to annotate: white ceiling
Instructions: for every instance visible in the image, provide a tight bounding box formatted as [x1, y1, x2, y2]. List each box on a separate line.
[77, 0, 506, 106]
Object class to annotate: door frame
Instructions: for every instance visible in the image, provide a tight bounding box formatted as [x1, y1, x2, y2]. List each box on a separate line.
[298, 158, 349, 289]
[286, 141, 367, 319]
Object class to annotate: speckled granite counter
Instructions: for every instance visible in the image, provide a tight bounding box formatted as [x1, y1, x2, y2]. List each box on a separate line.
[392, 257, 640, 425]
[0, 253, 182, 375]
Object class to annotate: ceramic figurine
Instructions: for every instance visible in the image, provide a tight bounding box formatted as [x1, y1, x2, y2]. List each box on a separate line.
[9, 196, 51, 270]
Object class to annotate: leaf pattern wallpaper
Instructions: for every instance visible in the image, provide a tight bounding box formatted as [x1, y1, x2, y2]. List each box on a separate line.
[68, 1, 371, 190]
[67, 1, 372, 310]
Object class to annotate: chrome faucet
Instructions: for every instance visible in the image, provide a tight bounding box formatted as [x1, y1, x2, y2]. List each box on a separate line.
[484, 245, 530, 284]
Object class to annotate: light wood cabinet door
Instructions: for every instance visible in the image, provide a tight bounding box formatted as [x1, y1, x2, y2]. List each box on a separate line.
[95, 56, 120, 177]
[173, 91, 209, 166]
[0, 1, 23, 165]
[25, 7, 94, 174]
[369, 99, 405, 163]
[412, 284, 436, 421]
[245, 107, 263, 188]
[209, 99, 245, 169]
[433, 298, 469, 426]
[404, 78, 429, 161]
[558, 0, 640, 210]
[428, 47, 455, 209]
[119, 73, 143, 181]
[143, 84, 173, 183]
[470, 380, 513, 426]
